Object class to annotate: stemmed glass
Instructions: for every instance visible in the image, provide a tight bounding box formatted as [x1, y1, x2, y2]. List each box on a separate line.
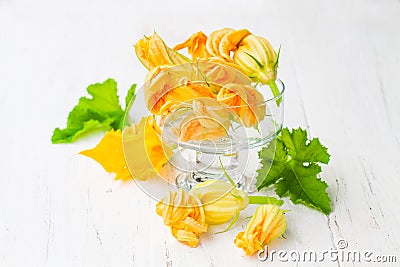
[123, 62, 284, 195]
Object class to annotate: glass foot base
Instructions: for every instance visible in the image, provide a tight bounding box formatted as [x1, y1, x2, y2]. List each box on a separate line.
[175, 171, 257, 193]
[175, 172, 206, 190]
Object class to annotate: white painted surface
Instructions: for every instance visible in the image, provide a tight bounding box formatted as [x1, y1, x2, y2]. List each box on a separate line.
[1, 0, 399, 266]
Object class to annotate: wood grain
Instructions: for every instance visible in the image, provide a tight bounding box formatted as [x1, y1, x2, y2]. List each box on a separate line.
[0, 0, 399, 266]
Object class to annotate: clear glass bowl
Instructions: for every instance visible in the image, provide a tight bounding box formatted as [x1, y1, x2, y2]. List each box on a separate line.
[123, 62, 284, 196]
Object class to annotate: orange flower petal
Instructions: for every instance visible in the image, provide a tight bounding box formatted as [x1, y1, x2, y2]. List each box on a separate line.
[205, 28, 234, 57]
[174, 31, 211, 60]
[218, 29, 251, 61]
[172, 229, 199, 248]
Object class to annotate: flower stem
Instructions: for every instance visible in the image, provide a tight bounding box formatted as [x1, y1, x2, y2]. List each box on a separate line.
[215, 211, 240, 234]
[218, 157, 236, 187]
[248, 196, 284, 206]
[268, 80, 282, 106]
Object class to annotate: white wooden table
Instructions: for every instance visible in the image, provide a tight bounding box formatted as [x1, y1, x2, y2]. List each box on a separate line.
[1, 0, 399, 266]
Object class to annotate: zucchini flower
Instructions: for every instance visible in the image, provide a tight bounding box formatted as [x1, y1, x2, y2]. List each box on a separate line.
[233, 35, 281, 98]
[134, 33, 190, 70]
[234, 204, 287, 255]
[156, 189, 208, 248]
[177, 113, 228, 142]
[79, 129, 132, 181]
[190, 179, 249, 225]
[80, 116, 173, 181]
[205, 28, 251, 61]
[216, 84, 266, 127]
[174, 98, 233, 142]
[123, 116, 172, 180]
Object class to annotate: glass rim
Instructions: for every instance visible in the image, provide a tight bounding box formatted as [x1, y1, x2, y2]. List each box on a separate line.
[167, 78, 285, 110]
[256, 78, 285, 104]
[144, 62, 285, 110]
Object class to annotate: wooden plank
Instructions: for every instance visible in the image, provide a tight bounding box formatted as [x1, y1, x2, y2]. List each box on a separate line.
[0, 0, 399, 266]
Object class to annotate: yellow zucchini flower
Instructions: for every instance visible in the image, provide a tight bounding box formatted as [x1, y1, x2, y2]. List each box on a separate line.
[205, 28, 251, 62]
[148, 83, 215, 116]
[217, 84, 265, 127]
[80, 116, 172, 181]
[80, 129, 132, 181]
[134, 33, 189, 70]
[123, 116, 172, 180]
[175, 99, 231, 141]
[190, 179, 248, 225]
[156, 189, 208, 247]
[177, 114, 227, 142]
[144, 65, 216, 115]
[234, 204, 287, 255]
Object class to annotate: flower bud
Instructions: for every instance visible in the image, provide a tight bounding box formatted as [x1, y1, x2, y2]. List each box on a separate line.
[234, 204, 287, 255]
[190, 180, 248, 225]
[233, 35, 278, 86]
